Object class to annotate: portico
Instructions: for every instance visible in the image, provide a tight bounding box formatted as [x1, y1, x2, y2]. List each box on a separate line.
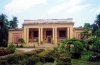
[24, 27, 71, 44]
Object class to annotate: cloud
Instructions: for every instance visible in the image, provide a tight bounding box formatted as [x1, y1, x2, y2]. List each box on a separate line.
[91, 7, 100, 14]
[48, 0, 90, 15]
[5, 0, 47, 15]
[67, 4, 91, 13]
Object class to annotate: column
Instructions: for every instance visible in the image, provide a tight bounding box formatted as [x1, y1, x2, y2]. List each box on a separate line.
[70, 27, 73, 38]
[31, 30, 33, 42]
[26, 28, 29, 44]
[55, 27, 57, 44]
[24, 28, 27, 43]
[67, 27, 70, 39]
[41, 28, 43, 42]
[38, 28, 41, 44]
[53, 28, 55, 41]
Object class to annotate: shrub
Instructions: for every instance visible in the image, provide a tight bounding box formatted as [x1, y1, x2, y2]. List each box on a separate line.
[6, 43, 16, 52]
[89, 54, 98, 61]
[73, 41, 83, 53]
[14, 53, 27, 61]
[37, 49, 55, 62]
[71, 41, 83, 59]
[26, 56, 39, 65]
[5, 55, 19, 64]
[92, 39, 100, 53]
[56, 61, 71, 65]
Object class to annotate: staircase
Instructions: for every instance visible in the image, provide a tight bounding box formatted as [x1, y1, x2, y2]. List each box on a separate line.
[36, 43, 57, 48]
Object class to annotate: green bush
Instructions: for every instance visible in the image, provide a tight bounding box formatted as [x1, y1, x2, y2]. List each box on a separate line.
[37, 49, 55, 62]
[92, 39, 100, 53]
[56, 61, 71, 65]
[73, 41, 83, 53]
[6, 43, 16, 52]
[14, 53, 27, 61]
[26, 56, 40, 65]
[5, 55, 19, 64]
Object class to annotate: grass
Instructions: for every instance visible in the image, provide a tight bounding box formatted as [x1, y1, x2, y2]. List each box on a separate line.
[71, 51, 100, 65]
[72, 59, 100, 65]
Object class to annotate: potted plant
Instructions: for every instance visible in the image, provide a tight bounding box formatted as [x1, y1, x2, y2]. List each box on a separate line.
[18, 38, 25, 47]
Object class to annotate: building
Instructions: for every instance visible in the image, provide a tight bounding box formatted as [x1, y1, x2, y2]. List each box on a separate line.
[8, 18, 89, 47]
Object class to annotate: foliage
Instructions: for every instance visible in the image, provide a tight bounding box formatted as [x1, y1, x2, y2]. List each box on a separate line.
[81, 23, 91, 39]
[5, 55, 19, 64]
[6, 43, 16, 51]
[94, 29, 100, 37]
[26, 56, 40, 65]
[0, 44, 15, 56]
[18, 38, 25, 47]
[91, 38, 100, 53]
[37, 49, 55, 62]
[92, 14, 100, 35]
[9, 16, 18, 29]
[0, 14, 9, 47]
[73, 41, 83, 53]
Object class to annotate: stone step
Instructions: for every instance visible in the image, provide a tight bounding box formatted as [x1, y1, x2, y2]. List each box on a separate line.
[36, 43, 57, 48]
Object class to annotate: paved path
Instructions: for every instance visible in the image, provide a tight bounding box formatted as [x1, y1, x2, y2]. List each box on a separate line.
[16, 48, 36, 52]
[16, 43, 57, 52]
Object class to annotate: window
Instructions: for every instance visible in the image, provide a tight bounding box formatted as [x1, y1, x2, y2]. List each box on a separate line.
[59, 31, 66, 37]
[46, 31, 52, 37]
[34, 31, 38, 37]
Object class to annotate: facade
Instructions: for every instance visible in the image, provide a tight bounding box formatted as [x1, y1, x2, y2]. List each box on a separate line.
[8, 18, 89, 47]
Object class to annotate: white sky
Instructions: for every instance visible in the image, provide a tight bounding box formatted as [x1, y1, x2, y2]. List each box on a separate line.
[0, 0, 100, 28]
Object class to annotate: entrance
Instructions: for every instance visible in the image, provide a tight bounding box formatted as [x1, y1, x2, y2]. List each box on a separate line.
[48, 37, 51, 43]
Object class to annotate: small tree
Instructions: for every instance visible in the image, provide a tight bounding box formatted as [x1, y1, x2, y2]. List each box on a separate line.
[18, 38, 25, 47]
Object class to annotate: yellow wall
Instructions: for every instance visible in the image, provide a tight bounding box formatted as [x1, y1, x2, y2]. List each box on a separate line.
[8, 29, 24, 45]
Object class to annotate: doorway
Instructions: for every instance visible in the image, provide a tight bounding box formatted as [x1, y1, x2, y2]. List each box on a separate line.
[48, 37, 51, 43]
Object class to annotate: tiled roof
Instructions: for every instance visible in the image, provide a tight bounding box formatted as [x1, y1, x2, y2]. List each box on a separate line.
[9, 28, 23, 31]
[74, 27, 84, 30]
[23, 18, 74, 24]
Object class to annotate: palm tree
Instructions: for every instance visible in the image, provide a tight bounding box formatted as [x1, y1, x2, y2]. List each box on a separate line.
[18, 38, 25, 47]
[9, 16, 18, 29]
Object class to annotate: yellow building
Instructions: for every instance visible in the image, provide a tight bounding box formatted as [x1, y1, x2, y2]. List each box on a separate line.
[8, 18, 87, 47]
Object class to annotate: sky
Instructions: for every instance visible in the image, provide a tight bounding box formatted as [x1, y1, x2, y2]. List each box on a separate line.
[0, 0, 100, 28]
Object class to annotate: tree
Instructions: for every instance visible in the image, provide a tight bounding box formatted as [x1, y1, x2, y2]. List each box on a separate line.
[95, 14, 100, 28]
[0, 14, 9, 47]
[9, 16, 18, 29]
[81, 23, 91, 39]
[92, 14, 100, 36]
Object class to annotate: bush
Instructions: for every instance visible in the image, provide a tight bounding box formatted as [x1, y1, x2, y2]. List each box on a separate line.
[73, 41, 83, 53]
[37, 49, 55, 62]
[92, 39, 100, 53]
[5, 55, 19, 64]
[14, 53, 27, 61]
[0, 50, 7, 56]
[6, 43, 16, 52]
[89, 55, 97, 61]
[56, 61, 71, 65]
[26, 56, 39, 65]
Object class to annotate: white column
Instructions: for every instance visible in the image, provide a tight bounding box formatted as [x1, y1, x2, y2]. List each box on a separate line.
[24, 28, 27, 43]
[70, 27, 73, 38]
[55, 27, 57, 44]
[67, 27, 69, 39]
[38, 28, 41, 44]
[53, 28, 55, 41]
[41, 28, 43, 42]
[27, 28, 29, 44]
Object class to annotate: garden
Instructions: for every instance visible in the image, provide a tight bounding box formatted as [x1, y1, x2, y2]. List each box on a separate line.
[0, 37, 100, 65]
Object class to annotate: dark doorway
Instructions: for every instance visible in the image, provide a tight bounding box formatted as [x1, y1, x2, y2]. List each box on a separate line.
[48, 37, 51, 43]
